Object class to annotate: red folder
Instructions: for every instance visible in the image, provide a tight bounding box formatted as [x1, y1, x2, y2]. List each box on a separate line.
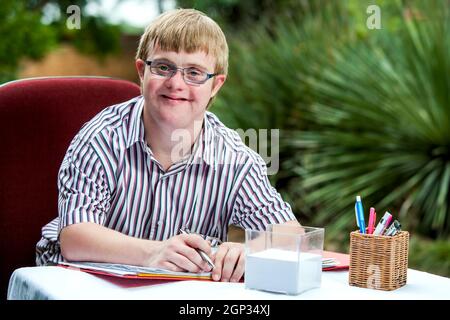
[322, 251, 350, 271]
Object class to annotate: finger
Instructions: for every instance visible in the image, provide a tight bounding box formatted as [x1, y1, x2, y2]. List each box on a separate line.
[179, 234, 213, 271]
[220, 246, 241, 282]
[229, 250, 245, 283]
[212, 244, 229, 281]
[168, 250, 202, 273]
[164, 237, 203, 272]
[177, 245, 212, 272]
[160, 261, 185, 272]
[182, 234, 212, 255]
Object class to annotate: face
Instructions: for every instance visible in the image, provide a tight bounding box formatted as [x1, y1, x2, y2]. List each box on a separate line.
[136, 48, 226, 132]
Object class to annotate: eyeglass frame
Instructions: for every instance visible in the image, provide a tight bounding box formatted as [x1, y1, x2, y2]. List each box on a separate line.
[144, 60, 217, 85]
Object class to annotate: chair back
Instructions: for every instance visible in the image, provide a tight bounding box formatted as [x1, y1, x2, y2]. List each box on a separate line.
[0, 77, 141, 299]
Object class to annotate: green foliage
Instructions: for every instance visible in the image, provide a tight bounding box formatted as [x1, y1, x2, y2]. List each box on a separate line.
[63, 16, 121, 58]
[211, 0, 351, 131]
[176, 0, 327, 32]
[290, 0, 450, 239]
[409, 234, 450, 277]
[0, 0, 121, 83]
[0, 0, 57, 82]
[36, 0, 121, 57]
[211, 0, 450, 241]
[346, 0, 405, 37]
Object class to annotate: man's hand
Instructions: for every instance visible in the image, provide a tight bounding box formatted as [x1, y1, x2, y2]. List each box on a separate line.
[146, 234, 213, 273]
[212, 242, 245, 282]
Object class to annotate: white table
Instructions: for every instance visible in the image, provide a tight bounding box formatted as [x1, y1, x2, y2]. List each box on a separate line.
[7, 266, 450, 300]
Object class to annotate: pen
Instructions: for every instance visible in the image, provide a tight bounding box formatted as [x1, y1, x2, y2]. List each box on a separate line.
[373, 211, 392, 235]
[384, 220, 401, 236]
[179, 229, 215, 269]
[355, 196, 366, 234]
[367, 207, 376, 234]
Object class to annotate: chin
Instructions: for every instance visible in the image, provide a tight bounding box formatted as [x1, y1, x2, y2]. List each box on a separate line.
[157, 110, 191, 128]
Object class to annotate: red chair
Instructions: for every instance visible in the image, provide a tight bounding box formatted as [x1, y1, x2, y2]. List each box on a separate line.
[0, 77, 141, 299]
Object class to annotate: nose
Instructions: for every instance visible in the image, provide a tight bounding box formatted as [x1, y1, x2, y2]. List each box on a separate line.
[164, 68, 186, 89]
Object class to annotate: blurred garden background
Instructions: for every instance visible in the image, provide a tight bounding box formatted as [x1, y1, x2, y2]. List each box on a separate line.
[1, 0, 449, 277]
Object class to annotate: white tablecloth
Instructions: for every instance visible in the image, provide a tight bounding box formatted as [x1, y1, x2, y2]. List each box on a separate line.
[7, 266, 450, 300]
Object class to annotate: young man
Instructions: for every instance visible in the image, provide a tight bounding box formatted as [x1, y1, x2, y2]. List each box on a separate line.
[36, 9, 298, 282]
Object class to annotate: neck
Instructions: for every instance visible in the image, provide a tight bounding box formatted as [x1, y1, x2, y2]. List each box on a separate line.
[143, 112, 204, 168]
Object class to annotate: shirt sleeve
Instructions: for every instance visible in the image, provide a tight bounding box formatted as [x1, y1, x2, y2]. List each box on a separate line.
[57, 138, 112, 233]
[231, 155, 296, 230]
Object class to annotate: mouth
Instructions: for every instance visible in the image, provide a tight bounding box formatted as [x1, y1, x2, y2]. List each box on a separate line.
[161, 95, 189, 102]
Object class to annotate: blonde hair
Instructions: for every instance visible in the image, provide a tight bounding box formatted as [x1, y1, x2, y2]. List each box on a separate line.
[136, 8, 229, 76]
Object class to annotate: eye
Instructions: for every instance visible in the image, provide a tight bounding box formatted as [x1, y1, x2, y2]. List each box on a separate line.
[156, 63, 170, 72]
[150, 61, 175, 75]
[186, 68, 203, 77]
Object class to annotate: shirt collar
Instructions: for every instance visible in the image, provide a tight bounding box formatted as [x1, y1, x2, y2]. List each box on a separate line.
[186, 113, 215, 168]
[125, 96, 145, 149]
[126, 98, 216, 168]
[202, 113, 216, 167]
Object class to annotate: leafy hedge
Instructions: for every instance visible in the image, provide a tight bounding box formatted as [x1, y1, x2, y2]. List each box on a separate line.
[211, 0, 449, 248]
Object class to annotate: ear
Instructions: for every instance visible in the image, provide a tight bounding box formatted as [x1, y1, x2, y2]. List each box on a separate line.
[135, 59, 146, 82]
[210, 74, 226, 99]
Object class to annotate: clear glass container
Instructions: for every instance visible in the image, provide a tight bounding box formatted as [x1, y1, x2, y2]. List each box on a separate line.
[245, 224, 324, 295]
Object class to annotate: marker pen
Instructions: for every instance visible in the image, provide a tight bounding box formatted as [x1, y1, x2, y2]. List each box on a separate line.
[384, 220, 401, 236]
[368, 207, 376, 234]
[355, 196, 366, 234]
[373, 211, 392, 235]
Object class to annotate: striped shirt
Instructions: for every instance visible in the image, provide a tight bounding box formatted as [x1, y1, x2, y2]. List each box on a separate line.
[36, 96, 295, 265]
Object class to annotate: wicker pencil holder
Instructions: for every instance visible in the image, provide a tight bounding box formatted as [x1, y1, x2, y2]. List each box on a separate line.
[349, 230, 409, 291]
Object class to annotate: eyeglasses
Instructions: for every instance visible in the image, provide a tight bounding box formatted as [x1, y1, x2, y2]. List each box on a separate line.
[145, 60, 217, 85]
